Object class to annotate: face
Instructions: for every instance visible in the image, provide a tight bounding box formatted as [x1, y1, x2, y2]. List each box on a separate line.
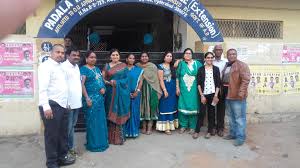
[270, 77, 274, 82]
[213, 45, 223, 58]
[86, 52, 97, 66]
[140, 53, 149, 63]
[205, 53, 214, 65]
[183, 50, 192, 61]
[51, 46, 65, 63]
[257, 77, 260, 82]
[24, 51, 30, 60]
[68, 51, 80, 65]
[276, 77, 279, 83]
[126, 54, 135, 65]
[164, 53, 173, 63]
[24, 80, 31, 88]
[110, 51, 120, 63]
[64, 38, 72, 47]
[227, 49, 237, 63]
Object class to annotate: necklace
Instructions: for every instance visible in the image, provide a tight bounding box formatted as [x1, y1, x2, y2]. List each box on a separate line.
[87, 65, 100, 80]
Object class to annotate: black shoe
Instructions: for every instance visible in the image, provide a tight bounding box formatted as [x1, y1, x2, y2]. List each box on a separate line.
[58, 154, 76, 166]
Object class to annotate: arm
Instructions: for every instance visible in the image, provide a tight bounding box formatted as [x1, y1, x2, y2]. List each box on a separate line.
[81, 75, 92, 107]
[158, 69, 168, 98]
[174, 59, 182, 69]
[38, 64, 53, 119]
[239, 63, 251, 99]
[214, 66, 221, 97]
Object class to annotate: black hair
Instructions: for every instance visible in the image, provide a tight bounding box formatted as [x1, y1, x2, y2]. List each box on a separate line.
[65, 46, 79, 56]
[204, 52, 214, 58]
[51, 44, 64, 52]
[24, 78, 31, 82]
[80, 50, 96, 66]
[183, 48, 194, 55]
[64, 36, 73, 41]
[109, 48, 121, 56]
[126, 53, 135, 59]
[139, 51, 150, 62]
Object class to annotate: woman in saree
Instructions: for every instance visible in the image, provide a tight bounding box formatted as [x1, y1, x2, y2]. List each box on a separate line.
[80, 51, 109, 152]
[125, 53, 144, 138]
[175, 48, 203, 134]
[103, 48, 130, 145]
[136, 52, 162, 135]
[156, 51, 178, 135]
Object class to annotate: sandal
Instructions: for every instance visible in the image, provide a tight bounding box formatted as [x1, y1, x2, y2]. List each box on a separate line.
[179, 128, 186, 134]
[192, 133, 199, 139]
[165, 130, 172, 135]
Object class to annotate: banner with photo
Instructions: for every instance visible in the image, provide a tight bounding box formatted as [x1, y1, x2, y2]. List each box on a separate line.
[0, 42, 34, 69]
[282, 44, 300, 64]
[0, 70, 34, 98]
[282, 65, 300, 94]
[249, 65, 282, 95]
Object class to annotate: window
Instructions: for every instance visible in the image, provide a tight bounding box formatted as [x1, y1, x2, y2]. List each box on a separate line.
[216, 19, 283, 39]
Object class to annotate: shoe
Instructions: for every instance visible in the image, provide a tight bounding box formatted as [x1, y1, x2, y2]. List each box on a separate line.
[69, 149, 77, 157]
[205, 133, 211, 139]
[233, 140, 244, 146]
[179, 128, 186, 134]
[211, 129, 216, 136]
[188, 129, 195, 134]
[217, 130, 224, 137]
[165, 130, 172, 135]
[58, 153, 75, 166]
[223, 135, 235, 140]
[192, 133, 199, 139]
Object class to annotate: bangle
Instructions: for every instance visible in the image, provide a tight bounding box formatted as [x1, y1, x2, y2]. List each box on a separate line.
[136, 89, 141, 92]
[163, 89, 167, 92]
[86, 97, 91, 101]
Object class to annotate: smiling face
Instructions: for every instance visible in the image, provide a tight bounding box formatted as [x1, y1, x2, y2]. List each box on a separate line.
[140, 53, 149, 64]
[204, 53, 214, 65]
[183, 49, 192, 61]
[68, 51, 80, 65]
[126, 54, 135, 65]
[50, 45, 65, 63]
[86, 52, 97, 66]
[164, 52, 173, 64]
[110, 51, 120, 63]
[227, 49, 237, 63]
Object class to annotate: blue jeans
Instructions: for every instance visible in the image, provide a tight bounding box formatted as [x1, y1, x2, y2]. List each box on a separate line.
[68, 108, 80, 150]
[225, 99, 247, 143]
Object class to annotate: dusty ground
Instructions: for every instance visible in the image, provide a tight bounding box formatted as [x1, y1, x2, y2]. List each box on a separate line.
[0, 117, 299, 168]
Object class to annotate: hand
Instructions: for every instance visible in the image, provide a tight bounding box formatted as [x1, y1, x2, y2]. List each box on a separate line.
[201, 96, 207, 104]
[238, 92, 244, 99]
[44, 109, 53, 119]
[110, 80, 116, 87]
[86, 98, 92, 107]
[213, 96, 219, 105]
[100, 88, 105, 95]
[131, 91, 138, 98]
[163, 90, 169, 98]
[176, 88, 180, 96]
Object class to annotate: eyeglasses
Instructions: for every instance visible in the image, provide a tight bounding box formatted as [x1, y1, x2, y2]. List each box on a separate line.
[206, 57, 214, 59]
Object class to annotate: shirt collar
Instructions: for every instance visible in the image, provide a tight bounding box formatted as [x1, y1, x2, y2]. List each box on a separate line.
[48, 57, 60, 65]
[65, 59, 77, 68]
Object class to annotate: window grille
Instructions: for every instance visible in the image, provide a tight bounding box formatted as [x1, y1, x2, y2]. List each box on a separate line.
[215, 19, 283, 39]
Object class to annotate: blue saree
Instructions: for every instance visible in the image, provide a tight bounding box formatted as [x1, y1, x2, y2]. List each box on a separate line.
[80, 66, 109, 152]
[125, 66, 143, 138]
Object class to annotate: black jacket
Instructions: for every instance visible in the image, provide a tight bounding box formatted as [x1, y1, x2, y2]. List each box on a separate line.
[197, 65, 221, 94]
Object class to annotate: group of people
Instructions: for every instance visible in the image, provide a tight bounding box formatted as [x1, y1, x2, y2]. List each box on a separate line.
[38, 43, 250, 168]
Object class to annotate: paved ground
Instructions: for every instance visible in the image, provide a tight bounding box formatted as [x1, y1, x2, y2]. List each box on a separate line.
[0, 117, 300, 168]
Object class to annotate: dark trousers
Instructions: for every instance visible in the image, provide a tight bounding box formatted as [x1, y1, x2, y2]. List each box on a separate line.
[39, 100, 69, 168]
[216, 86, 228, 131]
[195, 94, 216, 133]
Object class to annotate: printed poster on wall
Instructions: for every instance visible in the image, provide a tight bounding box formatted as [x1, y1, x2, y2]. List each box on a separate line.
[36, 38, 64, 63]
[282, 65, 300, 94]
[282, 44, 300, 64]
[0, 42, 34, 69]
[0, 71, 34, 98]
[249, 65, 282, 95]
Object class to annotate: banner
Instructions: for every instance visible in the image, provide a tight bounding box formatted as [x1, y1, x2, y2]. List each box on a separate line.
[249, 65, 282, 95]
[0, 71, 34, 98]
[282, 44, 300, 64]
[0, 42, 33, 68]
[282, 65, 300, 94]
[37, 0, 223, 42]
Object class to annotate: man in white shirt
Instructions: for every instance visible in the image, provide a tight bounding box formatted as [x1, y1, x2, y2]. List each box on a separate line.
[38, 44, 75, 168]
[62, 47, 82, 157]
[213, 44, 227, 137]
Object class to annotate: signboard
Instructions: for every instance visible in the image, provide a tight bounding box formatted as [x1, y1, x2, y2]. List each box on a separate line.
[36, 38, 64, 63]
[37, 0, 223, 42]
[0, 71, 34, 98]
[0, 42, 33, 68]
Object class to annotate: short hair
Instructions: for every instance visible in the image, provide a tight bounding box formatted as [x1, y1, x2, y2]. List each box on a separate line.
[24, 78, 31, 82]
[126, 53, 135, 59]
[109, 48, 121, 56]
[51, 44, 64, 52]
[65, 46, 79, 56]
[183, 48, 194, 55]
[64, 36, 73, 41]
[227, 48, 237, 54]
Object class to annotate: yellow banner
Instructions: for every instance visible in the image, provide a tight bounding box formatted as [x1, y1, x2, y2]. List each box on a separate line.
[282, 65, 300, 94]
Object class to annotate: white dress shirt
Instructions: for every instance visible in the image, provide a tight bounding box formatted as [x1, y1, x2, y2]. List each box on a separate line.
[38, 58, 68, 111]
[62, 59, 82, 109]
[213, 58, 227, 78]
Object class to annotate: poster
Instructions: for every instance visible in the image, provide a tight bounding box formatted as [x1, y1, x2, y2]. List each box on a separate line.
[36, 38, 64, 63]
[0, 71, 34, 98]
[282, 44, 300, 64]
[282, 66, 300, 94]
[249, 65, 282, 95]
[0, 42, 34, 68]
